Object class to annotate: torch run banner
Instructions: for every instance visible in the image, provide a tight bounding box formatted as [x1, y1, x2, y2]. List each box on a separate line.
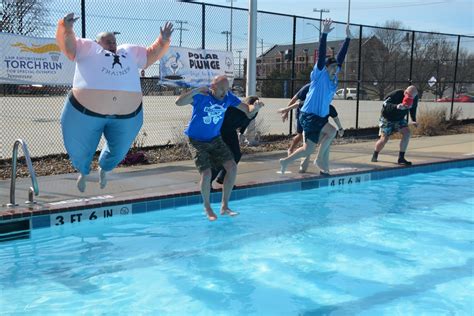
[159, 46, 234, 88]
[0, 33, 75, 85]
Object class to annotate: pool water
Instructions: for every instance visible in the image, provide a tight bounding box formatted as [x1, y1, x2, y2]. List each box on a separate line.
[1, 167, 473, 315]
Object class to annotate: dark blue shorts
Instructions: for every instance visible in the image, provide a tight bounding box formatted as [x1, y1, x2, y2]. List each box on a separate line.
[296, 108, 303, 134]
[299, 111, 328, 144]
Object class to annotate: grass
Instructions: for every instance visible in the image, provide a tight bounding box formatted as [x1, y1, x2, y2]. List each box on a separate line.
[414, 106, 462, 136]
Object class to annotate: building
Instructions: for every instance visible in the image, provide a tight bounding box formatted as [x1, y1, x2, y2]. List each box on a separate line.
[255, 37, 383, 82]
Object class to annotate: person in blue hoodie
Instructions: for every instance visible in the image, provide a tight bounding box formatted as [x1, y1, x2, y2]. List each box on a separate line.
[279, 19, 351, 175]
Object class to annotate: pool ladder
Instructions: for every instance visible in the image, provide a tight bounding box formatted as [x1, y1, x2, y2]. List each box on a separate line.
[7, 139, 39, 207]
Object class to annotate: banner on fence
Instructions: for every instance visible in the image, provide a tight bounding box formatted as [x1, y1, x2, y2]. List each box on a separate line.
[159, 46, 234, 88]
[0, 33, 75, 85]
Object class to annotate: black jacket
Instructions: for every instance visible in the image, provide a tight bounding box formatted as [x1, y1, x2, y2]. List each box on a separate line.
[381, 89, 418, 122]
[221, 107, 258, 136]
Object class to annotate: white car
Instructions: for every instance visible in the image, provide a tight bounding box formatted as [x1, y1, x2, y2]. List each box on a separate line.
[335, 88, 367, 100]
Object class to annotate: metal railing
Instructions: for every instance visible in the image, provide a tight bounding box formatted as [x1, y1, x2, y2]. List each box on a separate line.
[7, 139, 39, 207]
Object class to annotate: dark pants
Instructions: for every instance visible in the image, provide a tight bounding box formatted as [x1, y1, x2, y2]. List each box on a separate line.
[211, 130, 242, 183]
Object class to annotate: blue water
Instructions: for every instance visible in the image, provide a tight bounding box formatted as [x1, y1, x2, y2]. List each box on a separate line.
[1, 167, 473, 315]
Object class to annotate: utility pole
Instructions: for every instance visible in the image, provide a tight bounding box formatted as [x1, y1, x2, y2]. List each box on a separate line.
[226, 0, 237, 51]
[313, 8, 330, 40]
[175, 20, 188, 47]
[221, 31, 231, 51]
[236, 50, 242, 78]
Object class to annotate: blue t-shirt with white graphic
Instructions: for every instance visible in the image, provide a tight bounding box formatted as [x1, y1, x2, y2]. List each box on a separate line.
[185, 91, 242, 141]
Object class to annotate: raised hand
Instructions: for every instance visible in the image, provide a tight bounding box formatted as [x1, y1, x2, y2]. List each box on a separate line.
[160, 22, 174, 42]
[63, 13, 79, 29]
[345, 24, 352, 39]
[322, 18, 335, 34]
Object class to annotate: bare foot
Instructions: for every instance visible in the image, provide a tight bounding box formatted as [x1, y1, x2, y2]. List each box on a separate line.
[204, 207, 217, 221]
[279, 158, 288, 174]
[299, 156, 310, 173]
[99, 167, 107, 189]
[220, 206, 239, 216]
[76, 174, 86, 192]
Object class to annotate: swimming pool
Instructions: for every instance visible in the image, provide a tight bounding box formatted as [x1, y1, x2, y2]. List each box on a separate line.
[1, 167, 473, 315]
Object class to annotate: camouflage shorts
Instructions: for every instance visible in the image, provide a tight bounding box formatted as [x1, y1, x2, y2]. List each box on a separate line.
[379, 117, 408, 136]
[188, 136, 234, 172]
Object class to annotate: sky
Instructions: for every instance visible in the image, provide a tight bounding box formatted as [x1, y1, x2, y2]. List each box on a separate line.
[201, 0, 474, 36]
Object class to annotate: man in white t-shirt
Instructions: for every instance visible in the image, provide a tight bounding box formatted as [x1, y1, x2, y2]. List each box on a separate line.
[56, 13, 173, 192]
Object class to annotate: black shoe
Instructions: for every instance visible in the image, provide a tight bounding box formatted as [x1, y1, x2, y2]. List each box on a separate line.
[320, 171, 330, 176]
[216, 177, 224, 185]
[397, 158, 412, 165]
[371, 152, 379, 162]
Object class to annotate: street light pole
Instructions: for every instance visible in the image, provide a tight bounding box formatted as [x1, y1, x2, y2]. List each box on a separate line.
[312, 8, 330, 40]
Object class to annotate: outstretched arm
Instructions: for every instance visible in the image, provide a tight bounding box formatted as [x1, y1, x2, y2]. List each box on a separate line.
[237, 100, 264, 119]
[145, 22, 174, 68]
[55, 13, 79, 61]
[278, 100, 301, 122]
[336, 24, 351, 65]
[280, 94, 300, 121]
[175, 87, 208, 106]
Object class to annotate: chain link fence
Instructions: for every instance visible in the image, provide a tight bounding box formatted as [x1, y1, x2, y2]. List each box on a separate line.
[1, 0, 473, 158]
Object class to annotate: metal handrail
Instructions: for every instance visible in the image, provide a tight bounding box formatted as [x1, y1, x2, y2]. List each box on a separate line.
[7, 139, 39, 207]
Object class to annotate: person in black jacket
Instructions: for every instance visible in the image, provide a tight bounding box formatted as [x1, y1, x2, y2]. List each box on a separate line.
[371, 85, 418, 165]
[211, 96, 261, 184]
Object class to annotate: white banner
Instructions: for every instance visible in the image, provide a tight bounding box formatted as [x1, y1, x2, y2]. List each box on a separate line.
[0, 33, 75, 85]
[159, 46, 234, 88]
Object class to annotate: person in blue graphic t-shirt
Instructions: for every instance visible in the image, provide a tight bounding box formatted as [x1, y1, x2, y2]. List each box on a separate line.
[176, 75, 264, 221]
[279, 19, 351, 176]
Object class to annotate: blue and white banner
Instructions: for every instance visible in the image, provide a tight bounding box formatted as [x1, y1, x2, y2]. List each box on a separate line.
[159, 46, 234, 88]
[0, 33, 75, 85]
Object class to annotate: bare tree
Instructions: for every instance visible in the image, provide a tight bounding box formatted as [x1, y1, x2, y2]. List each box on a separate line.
[0, 0, 51, 36]
[361, 21, 411, 100]
[409, 34, 450, 99]
[455, 49, 474, 94]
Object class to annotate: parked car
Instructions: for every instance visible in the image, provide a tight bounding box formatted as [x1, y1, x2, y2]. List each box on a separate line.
[334, 88, 368, 100]
[436, 94, 474, 102]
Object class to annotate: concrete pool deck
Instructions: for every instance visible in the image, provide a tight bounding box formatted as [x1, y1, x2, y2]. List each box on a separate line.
[0, 133, 473, 219]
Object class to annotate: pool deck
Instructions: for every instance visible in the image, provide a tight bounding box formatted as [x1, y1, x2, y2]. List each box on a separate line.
[1, 133, 473, 218]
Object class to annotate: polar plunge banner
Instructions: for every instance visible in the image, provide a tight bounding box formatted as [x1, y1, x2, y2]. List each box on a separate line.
[159, 46, 234, 88]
